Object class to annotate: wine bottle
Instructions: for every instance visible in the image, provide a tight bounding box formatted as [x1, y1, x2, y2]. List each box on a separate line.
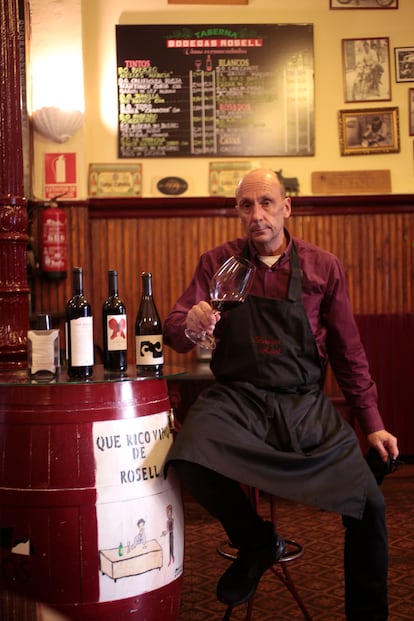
[65, 267, 94, 379]
[102, 269, 127, 372]
[135, 272, 163, 377]
[27, 313, 60, 381]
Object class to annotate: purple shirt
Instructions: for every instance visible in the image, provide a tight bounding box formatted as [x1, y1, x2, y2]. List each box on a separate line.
[164, 231, 384, 435]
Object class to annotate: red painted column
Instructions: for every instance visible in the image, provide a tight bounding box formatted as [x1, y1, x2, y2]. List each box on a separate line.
[0, 0, 29, 369]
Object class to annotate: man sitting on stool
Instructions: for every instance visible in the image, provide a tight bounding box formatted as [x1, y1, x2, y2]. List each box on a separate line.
[164, 168, 398, 621]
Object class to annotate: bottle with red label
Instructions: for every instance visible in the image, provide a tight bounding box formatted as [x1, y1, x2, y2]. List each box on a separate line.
[40, 196, 68, 280]
[102, 269, 127, 373]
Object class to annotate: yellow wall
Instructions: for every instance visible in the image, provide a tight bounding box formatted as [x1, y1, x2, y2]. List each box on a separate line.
[31, 0, 414, 198]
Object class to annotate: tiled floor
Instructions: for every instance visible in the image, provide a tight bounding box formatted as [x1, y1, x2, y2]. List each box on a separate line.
[178, 463, 414, 621]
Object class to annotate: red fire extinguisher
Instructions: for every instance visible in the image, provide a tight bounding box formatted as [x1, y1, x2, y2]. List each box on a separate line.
[40, 194, 68, 280]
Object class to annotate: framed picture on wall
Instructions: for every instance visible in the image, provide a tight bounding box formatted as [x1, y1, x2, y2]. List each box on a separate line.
[409, 89, 414, 135]
[394, 47, 414, 82]
[338, 107, 400, 155]
[342, 37, 391, 102]
[330, 0, 397, 8]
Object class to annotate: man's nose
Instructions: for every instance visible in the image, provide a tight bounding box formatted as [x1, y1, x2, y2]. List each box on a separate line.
[251, 202, 264, 219]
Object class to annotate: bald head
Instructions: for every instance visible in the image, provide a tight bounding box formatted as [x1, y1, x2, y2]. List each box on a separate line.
[236, 168, 286, 201]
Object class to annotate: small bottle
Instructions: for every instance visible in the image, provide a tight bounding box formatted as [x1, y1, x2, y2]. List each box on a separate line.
[135, 272, 163, 377]
[103, 269, 127, 373]
[27, 314, 60, 381]
[65, 267, 94, 379]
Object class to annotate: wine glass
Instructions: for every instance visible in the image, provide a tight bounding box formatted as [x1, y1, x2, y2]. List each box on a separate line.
[185, 256, 256, 350]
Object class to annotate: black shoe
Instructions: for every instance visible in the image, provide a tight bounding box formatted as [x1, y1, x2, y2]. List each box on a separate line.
[216, 524, 285, 607]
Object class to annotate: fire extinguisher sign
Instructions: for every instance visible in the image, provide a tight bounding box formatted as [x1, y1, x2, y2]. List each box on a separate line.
[44, 153, 77, 199]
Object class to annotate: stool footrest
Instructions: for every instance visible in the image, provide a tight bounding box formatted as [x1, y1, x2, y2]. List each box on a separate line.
[216, 538, 304, 563]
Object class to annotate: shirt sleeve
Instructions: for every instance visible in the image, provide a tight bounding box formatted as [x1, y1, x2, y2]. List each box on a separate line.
[163, 252, 216, 353]
[320, 256, 385, 435]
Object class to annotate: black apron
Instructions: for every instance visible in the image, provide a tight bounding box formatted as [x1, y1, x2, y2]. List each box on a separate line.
[211, 243, 323, 388]
[167, 243, 378, 519]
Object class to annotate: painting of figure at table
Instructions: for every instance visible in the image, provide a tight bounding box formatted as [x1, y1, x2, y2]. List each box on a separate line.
[99, 504, 177, 582]
[128, 517, 147, 552]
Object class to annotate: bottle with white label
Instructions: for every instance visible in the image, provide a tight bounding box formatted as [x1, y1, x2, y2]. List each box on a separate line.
[135, 272, 163, 377]
[27, 314, 60, 381]
[65, 267, 94, 379]
[103, 269, 127, 373]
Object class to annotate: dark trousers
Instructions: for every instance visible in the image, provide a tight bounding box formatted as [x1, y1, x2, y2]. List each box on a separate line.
[172, 459, 388, 621]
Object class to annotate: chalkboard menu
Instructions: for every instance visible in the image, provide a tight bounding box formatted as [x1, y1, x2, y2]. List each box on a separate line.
[116, 24, 314, 158]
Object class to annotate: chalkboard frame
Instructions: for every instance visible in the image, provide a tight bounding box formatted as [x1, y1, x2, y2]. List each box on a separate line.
[116, 23, 315, 159]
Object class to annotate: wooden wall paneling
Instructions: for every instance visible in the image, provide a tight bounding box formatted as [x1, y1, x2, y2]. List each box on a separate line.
[407, 214, 412, 309]
[166, 218, 183, 301]
[402, 212, 414, 309]
[293, 213, 310, 243]
[71, 205, 90, 281]
[388, 213, 399, 312]
[32, 197, 414, 368]
[388, 212, 404, 313]
[319, 214, 333, 255]
[92, 217, 134, 363]
[89, 218, 105, 359]
[394, 213, 405, 310]
[361, 214, 376, 314]
[122, 218, 139, 363]
[377, 213, 390, 313]
[371, 213, 384, 313]
[354, 214, 365, 313]
[401, 211, 413, 311]
[342, 215, 356, 313]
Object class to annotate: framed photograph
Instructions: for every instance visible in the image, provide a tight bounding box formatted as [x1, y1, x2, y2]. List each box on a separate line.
[409, 89, 414, 136]
[342, 38, 391, 102]
[394, 47, 414, 82]
[330, 0, 397, 8]
[338, 107, 400, 155]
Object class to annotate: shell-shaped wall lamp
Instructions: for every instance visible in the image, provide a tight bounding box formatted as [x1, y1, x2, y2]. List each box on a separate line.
[31, 106, 84, 143]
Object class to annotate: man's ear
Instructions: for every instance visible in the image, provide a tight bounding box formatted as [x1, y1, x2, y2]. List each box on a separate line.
[284, 197, 292, 219]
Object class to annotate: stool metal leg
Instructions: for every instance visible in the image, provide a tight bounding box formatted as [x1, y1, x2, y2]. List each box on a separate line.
[269, 494, 314, 621]
[222, 605, 233, 621]
[218, 488, 315, 621]
[245, 594, 254, 621]
[269, 563, 314, 621]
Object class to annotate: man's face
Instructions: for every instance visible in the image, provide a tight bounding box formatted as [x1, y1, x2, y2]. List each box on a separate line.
[235, 170, 291, 255]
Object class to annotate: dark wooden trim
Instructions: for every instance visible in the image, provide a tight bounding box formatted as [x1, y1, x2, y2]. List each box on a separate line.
[30, 194, 414, 219]
[88, 193, 414, 219]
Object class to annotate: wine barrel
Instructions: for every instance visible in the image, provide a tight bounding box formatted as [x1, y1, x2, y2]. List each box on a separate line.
[0, 367, 183, 621]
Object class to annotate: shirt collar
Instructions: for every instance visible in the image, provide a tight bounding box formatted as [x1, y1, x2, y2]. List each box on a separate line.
[247, 228, 292, 265]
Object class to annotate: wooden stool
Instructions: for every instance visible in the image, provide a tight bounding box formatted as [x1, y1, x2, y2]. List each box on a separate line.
[216, 488, 314, 621]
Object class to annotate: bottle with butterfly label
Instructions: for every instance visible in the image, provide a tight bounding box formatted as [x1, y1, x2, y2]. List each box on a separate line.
[102, 269, 127, 373]
[135, 272, 163, 377]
